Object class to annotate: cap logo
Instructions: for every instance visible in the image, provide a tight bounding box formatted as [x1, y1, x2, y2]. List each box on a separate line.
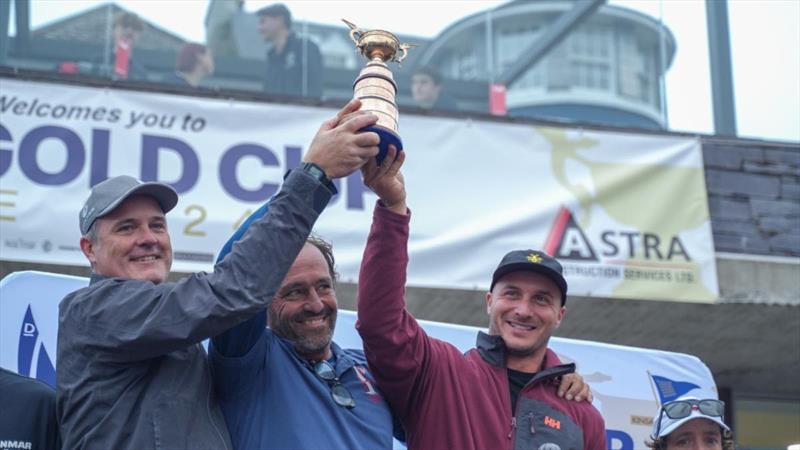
[527, 253, 542, 263]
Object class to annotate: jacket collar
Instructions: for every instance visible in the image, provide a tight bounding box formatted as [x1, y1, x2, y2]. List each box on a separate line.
[329, 341, 356, 374]
[476, 331, 506, 366]
[89, 273, 160, 286]
[269, 32, 299, 57]
[475, 331, 575, 377]
[89, 273, 115, 285]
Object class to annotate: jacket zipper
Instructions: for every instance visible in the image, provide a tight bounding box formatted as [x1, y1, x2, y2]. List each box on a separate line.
[511, 370, 550, 443]
[205, 357, 231, 449]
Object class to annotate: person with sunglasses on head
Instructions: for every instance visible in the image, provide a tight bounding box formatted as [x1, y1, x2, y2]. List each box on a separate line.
[209, 146, 590, 450]
[355, 146, 603, 450]
[647, 396, 734, 450]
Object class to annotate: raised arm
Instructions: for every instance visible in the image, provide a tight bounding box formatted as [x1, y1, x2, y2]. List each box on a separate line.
[210, 201, 271, 358]
[66, 100, 381, 362]
[65, 169, 327, 362]
[356, 149, 437, 419]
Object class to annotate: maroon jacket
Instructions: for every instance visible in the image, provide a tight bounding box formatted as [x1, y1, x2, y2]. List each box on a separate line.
[357, 203, 607, 450]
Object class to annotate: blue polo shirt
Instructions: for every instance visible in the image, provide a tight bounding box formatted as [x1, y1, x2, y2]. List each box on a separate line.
[209, 323, 395, 450]
[209, 199, 396, 449]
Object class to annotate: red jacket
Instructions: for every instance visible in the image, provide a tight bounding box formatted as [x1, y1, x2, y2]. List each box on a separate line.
[357, 203, 607, 450]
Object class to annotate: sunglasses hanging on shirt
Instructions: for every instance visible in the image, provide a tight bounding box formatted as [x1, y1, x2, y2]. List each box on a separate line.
[314, 360, 356, 409]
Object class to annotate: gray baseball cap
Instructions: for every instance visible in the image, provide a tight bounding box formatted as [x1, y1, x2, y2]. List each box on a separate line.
[79, 176, 178, 235]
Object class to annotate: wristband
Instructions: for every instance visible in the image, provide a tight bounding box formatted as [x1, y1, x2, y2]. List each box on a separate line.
[299, 162, 337, 194]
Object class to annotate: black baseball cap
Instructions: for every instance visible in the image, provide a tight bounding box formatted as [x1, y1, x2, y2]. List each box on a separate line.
[79, 175, 178, 235]
[490, 250, 568, 305]
[256, 3, 292, 26]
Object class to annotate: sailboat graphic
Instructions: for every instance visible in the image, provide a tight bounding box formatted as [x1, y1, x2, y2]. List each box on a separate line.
[18, 305, 56, 388]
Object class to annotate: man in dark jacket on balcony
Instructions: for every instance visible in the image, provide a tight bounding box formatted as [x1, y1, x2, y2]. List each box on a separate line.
[257, 3, 323, 99]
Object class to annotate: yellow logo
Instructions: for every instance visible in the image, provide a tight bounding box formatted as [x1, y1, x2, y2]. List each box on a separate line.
[527, 253, 542, 263]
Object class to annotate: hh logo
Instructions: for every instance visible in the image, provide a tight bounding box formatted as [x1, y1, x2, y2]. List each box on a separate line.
[543, 416, 561, 430]
[18, 305, 56, 388]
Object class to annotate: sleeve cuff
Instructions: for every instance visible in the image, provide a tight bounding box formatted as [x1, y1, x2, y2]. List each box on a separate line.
[284, 167, 335, 215]
[376, 200, 411, 221]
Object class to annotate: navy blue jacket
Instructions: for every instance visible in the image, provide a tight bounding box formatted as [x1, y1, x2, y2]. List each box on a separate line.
[264, 32, 323, 98]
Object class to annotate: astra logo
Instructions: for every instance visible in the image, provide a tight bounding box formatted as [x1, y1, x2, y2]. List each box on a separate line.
[544, 207, 691, 262]
[18, 305, 56, 388]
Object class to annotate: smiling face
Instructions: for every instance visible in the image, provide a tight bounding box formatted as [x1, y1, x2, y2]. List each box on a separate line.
[486, 270, 565, 371]
[80, 195, 172, 284]
[268, 243, 338, 361]
[663, 418, 723, 450]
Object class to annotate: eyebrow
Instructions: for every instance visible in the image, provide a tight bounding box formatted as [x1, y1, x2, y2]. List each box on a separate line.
[111, 213, 164, 223]
[670, 431, 692, 441]
[500, 285, 555, 297]
[278, 281, 306, 293]
[111, 218, 137, 228]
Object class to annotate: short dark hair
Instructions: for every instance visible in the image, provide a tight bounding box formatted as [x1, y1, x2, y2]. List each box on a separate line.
[114, 11, 144, 32]
[176, 43, 208, 72]
[307, 234, 338, 284]
[256, 3, 292, 28]
[413, 65, 443, 85]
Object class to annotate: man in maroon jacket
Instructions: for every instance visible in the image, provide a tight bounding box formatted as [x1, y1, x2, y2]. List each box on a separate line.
[357, 148, 607, 450]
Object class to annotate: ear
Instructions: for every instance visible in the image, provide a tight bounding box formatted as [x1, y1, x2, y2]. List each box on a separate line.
[80, 236, 97, 267]
[485, 291, 493, 315]
[554, 305, 567, 329]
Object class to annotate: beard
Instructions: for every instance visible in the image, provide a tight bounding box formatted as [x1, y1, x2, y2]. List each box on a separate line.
[268, 305, 337, 359]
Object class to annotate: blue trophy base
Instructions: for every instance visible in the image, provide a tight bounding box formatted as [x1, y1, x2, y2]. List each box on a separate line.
[363, 125, 403, 164]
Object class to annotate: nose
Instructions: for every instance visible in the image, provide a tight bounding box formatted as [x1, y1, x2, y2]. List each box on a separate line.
[514, 301, 534, 319]
[303, 289, 325, 314]
[135, 226, 159, 246]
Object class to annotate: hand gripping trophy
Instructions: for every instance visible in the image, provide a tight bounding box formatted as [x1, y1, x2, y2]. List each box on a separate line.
[343, 19, 413, 163]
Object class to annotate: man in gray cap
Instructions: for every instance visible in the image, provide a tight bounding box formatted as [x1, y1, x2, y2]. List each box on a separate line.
[56, 99, 381, 449]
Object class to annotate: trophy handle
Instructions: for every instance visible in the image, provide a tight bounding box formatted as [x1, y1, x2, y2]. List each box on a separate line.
[396, 43, 415, 63]
[349, 28, 363, 46]
[342, 19, 363, 45]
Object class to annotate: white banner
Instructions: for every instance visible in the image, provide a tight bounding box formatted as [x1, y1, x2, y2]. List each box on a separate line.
[1, 271, 720, 450]
[0, 78, 718, 301]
